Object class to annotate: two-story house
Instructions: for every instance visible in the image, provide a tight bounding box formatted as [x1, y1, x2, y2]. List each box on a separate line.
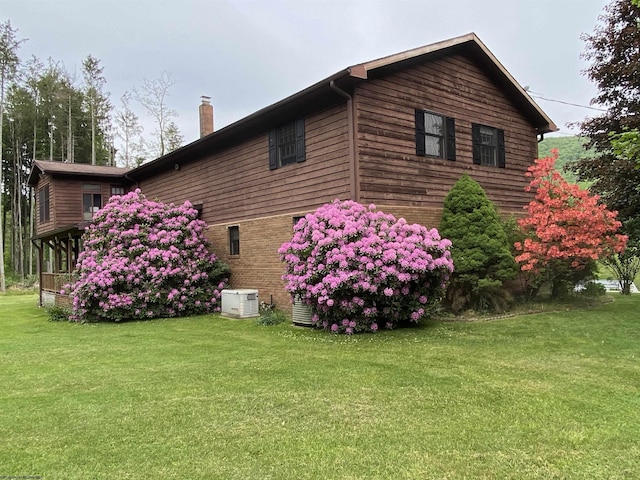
[30, 33, 556, 310]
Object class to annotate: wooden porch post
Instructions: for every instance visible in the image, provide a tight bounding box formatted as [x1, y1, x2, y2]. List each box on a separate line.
[34, 239, 43, 307]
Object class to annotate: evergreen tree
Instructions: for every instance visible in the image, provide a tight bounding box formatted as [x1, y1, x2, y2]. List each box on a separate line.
[164, 120, 183, 153]
[439, 174, 517, 312]
[82, 55, 111, 165]
[115, 91, 145, 167]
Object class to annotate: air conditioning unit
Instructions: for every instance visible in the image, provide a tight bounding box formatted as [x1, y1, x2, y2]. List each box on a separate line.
[292, 295, 314, 327]
[221, 289, 259, 318]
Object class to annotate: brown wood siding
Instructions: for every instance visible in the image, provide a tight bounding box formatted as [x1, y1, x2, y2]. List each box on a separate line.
[355, 54, 537, 214]
[136, 104, 351, 225]
[54, 180, 113, 227]
[35, 176, 53, 236]
[34, 176, 118, 235]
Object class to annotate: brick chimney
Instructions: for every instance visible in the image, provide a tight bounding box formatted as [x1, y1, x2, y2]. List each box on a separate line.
[199, 96, 214, 138]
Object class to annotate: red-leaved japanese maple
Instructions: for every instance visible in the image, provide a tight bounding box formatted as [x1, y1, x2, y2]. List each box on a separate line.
[515, 150, 627, 279]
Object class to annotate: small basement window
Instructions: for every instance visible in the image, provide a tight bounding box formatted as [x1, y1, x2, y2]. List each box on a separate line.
[292, 215, 305, 230]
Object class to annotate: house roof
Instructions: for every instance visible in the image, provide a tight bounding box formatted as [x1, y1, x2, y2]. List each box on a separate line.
[27, 160, 132, 186]
[128, 33, 556, 181]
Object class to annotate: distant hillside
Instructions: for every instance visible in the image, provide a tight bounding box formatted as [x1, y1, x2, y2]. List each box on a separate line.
[537, 136, 593, 183]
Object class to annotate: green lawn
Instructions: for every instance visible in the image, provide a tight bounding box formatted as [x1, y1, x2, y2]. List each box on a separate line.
[1, 294, 639, 479]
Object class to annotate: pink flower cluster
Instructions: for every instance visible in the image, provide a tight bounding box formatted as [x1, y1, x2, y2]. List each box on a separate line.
[278, 200, 454, 334]
[65, 189, 230, 322]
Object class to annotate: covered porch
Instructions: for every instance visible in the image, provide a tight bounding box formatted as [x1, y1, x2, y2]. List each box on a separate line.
[33, 224, 86, 307]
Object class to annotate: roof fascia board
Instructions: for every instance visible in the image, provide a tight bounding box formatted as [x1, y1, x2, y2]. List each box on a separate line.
[129, 33, 557, 179]
[352, 32, 557, 133]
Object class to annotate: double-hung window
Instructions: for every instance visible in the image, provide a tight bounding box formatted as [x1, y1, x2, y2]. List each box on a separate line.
[269, 119, 305, 169]
[415, 110, 456, 160]
[38, 185, 50, 224]
[82, 184, 102, 220]
[472, 124, 506, 168]
[110, 186, 125, 197]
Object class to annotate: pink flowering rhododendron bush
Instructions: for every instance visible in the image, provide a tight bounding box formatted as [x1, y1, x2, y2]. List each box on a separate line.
[65, 189, 230, 322]
[278, 200, 454, 334]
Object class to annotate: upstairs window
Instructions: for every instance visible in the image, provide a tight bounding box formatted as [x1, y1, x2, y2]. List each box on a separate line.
[415, 110, 456, 160]
[38, 185, 50, 224]
[229, 226, 240, 256]
[269, 119, 305, 170]
[111, 186, 125, 197]
[82, 184, 102, 220]
[472, 124, 505, 168]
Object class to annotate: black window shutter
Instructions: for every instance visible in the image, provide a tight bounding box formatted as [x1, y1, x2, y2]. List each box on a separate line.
[415, 110, 426, 156]
[295, 118, 306, 163]
[268, 129, 278, 170]
[446, 116, 456, 161]
[497, 129, 506, 168]
[472, 123, 481, 165]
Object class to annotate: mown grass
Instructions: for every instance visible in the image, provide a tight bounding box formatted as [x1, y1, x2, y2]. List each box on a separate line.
[1, 294, 639, 479]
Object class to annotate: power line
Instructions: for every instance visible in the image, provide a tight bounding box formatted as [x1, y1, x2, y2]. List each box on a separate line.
[525, 90, 607, 112]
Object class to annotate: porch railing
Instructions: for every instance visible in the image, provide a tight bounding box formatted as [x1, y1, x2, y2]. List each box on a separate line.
[41, 272, 76, 293]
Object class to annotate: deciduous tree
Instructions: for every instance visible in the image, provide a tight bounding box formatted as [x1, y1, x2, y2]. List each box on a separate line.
[570, 0, 640, 281]
[132, 71, 181, 158]
[515, 150, 627, 298]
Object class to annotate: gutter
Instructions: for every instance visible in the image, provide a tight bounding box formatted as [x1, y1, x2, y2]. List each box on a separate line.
[330, 80, 359, 202]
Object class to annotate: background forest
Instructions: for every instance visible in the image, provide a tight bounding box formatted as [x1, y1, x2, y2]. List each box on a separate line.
[1, 20, 183, 287]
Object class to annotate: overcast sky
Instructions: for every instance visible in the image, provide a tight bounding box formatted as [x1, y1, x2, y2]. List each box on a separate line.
[4, 0, 609, 150]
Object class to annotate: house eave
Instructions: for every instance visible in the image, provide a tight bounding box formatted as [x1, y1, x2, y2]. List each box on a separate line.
[127, 33, 558, 180]
[32, 223, 88, 242]
[127, 68, 360, 180]
[353, 33, 558, 134]
[28, 160, 132, 187]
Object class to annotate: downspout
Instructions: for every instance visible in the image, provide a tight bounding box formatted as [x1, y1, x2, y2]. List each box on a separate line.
[330, 80, 359, 202]
[537, 132, 544, 143]
[124, 173, 139, 190]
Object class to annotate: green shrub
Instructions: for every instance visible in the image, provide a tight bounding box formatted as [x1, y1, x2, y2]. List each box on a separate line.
[256, 309, 288, 326]
[256, 302, 288, 326]
[439, 174, 518, 313]
[577, 280, 607, 298]
[46, 304, 72, 322]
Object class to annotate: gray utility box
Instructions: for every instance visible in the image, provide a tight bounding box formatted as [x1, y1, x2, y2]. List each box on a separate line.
[221, 289, 259, 318]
